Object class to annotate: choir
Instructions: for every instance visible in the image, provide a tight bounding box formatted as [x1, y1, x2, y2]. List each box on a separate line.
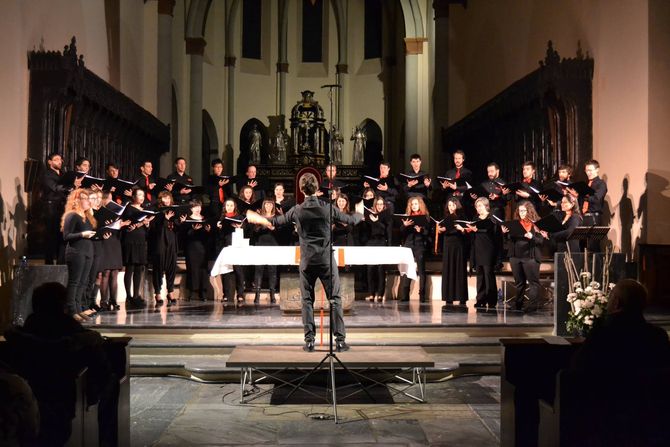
[43, 151, 608, 320]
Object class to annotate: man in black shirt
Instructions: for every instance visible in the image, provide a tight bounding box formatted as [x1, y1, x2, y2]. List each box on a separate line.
[503, 161, 542, 210]
[440, 149, 473, 203]
[41, 153, 74, 264]
[569, 159, 608, 251]
[206, 158, 232, 218]
[364, 161, 399, 213]
[136, 159, 157, 204]
[401, 154, 431, 202]
[236, 164, 266, 200]
[166, 157, 193, 203]
[251, 173, 363, 352]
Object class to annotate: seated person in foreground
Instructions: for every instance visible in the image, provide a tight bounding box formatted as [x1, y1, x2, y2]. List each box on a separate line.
[572, 278, 670, 371]
[5, 282, 118, 447]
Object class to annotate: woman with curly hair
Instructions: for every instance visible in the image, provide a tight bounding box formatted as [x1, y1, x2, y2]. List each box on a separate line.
[60, 188, 98, 319]
[398, 196, 430, 302]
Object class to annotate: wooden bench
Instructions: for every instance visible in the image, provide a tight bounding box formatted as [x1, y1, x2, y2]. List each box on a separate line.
[500, 337, 582, 447]
[539, 368, 670, 447]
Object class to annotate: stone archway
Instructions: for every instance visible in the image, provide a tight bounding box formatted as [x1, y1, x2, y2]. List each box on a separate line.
[202, 110, 219, 181]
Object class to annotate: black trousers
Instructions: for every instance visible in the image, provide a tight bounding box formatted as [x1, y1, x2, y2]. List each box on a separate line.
[44, 202, 64, 265]
[475, 264, 497, 307]
[152, 248, 177, 294]
[223, 266, 245, 299]
[186, 242, 208, 298]
[65, 249, 93, 315]
[299, 261, 345, 342]
[509, 257, 540, 307]
[254, 264, 277, 291]
[367, 265, 386, 296]
[399, 248, 426, 300]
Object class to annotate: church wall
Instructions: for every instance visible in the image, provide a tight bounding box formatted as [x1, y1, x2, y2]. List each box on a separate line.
[647, 0, 670, 245]
[447, 0, 652, 252]
[0, 0, 110, 269]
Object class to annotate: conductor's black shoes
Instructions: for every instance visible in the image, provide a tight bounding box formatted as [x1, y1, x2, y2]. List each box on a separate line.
[303, 341, 315, 352]
[336, 341, 350, 352]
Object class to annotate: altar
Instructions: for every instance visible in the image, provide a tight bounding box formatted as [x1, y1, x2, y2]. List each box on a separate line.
[210, 246, 417, 313]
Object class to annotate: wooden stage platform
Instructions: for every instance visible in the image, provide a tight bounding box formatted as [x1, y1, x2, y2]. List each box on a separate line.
[227, 345, 435, 404]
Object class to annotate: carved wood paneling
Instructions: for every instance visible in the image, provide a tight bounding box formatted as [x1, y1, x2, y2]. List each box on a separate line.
[442, 41, 594, 184]
[26, 37, 170, 256]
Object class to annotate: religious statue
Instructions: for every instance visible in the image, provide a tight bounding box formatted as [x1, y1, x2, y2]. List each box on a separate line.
[330, 126, 344, 164]
[272, 125, 288, 163]
[289, 91, 327, 165]
[248, 124, 262, 163]
[351, 126, 366, 165]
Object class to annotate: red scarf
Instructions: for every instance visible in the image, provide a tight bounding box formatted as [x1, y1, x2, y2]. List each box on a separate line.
[520, 218, 533, 232]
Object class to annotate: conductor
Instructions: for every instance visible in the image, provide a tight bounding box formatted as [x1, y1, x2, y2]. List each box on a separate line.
[248, 173, 363, 352]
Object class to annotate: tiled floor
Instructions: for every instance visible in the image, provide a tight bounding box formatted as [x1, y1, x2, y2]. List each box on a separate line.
[130, 375, 501, 446]
[89, 298, 553, 329]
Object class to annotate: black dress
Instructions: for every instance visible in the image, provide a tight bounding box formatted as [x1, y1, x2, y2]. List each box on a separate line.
[252, 222, 278, 291]
[399, 214, 430, 301]
[505, 221, 544, 310]
[440, 214, 468, 303]
[217, 213, 247, 299]
[149, 212, 179, 294]
[182, 217, 211, 299]
[364, 211, 392, 297]
[122, 221, 148, 265]
[470, 216, 498, 307]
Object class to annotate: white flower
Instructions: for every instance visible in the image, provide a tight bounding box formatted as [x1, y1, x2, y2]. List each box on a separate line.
[581, 272, 592, 279]
[584, 316, 593, 326]
[567, 293, 577, 302]
[574, 281, 582, 289]
[574, 300, 582, 312]
[609, 283, 616, 290]
[582, 299, 594, 309]
[590, 281, 600, 289]
[575, 287, 583, 294]
[585, 286, 593, 294]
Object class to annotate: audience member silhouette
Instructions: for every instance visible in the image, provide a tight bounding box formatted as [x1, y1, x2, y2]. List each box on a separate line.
[4, 282, 118, 447]
[0, 360, 39, 446]
[572, 279, 670, 371]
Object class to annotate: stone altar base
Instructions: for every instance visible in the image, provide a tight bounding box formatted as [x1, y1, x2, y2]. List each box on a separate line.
[279, 272, 356, 313]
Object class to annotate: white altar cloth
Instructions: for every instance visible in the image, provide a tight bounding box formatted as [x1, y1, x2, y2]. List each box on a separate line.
[210, 246, 417, 280]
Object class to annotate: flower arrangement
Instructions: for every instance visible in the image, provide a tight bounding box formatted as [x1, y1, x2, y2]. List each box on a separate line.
[564, 246, 614, 336]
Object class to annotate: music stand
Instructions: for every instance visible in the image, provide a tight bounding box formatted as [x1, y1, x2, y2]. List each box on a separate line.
[280, 84, 373, 423]
[568, 226, 610, 250]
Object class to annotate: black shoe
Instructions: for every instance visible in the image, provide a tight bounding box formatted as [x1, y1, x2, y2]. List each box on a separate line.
[254, 289, 260, 304]
[303, 341, 315, 352]
[336, 341, 350, 352]
[90, 304, 102, 312]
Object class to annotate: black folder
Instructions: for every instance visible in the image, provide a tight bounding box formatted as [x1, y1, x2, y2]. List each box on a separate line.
[535, 213, 564, 233]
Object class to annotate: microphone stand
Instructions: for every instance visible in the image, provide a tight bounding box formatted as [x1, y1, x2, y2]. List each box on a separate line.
[281, 84, 373, 423]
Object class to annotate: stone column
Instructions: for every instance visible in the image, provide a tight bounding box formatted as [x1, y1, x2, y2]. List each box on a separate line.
[404, 37, 426, 162]
[335, 64, 348, 161]
[225, 56, 236, 159]
[432, 0, 450, 172]
[157, 0, 175, 175]
[277, 0, 289, 119]
[186, 37, 206, 184]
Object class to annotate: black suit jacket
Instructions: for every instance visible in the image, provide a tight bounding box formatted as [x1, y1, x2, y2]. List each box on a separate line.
[272, 196, 363, 267]
[582, 176, 607, 214]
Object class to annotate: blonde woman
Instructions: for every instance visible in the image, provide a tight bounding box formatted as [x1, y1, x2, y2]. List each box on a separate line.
[61, 188, 98, 319]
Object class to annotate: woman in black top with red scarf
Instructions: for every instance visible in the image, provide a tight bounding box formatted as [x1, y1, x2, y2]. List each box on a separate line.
[217, 198, 247, 304]
[252, 200, 278, 304]
[365, 195, 393, 302]
[398, 197, 430, 302]
[501, 201, 544, 313]
[150, 191, 183, 305]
